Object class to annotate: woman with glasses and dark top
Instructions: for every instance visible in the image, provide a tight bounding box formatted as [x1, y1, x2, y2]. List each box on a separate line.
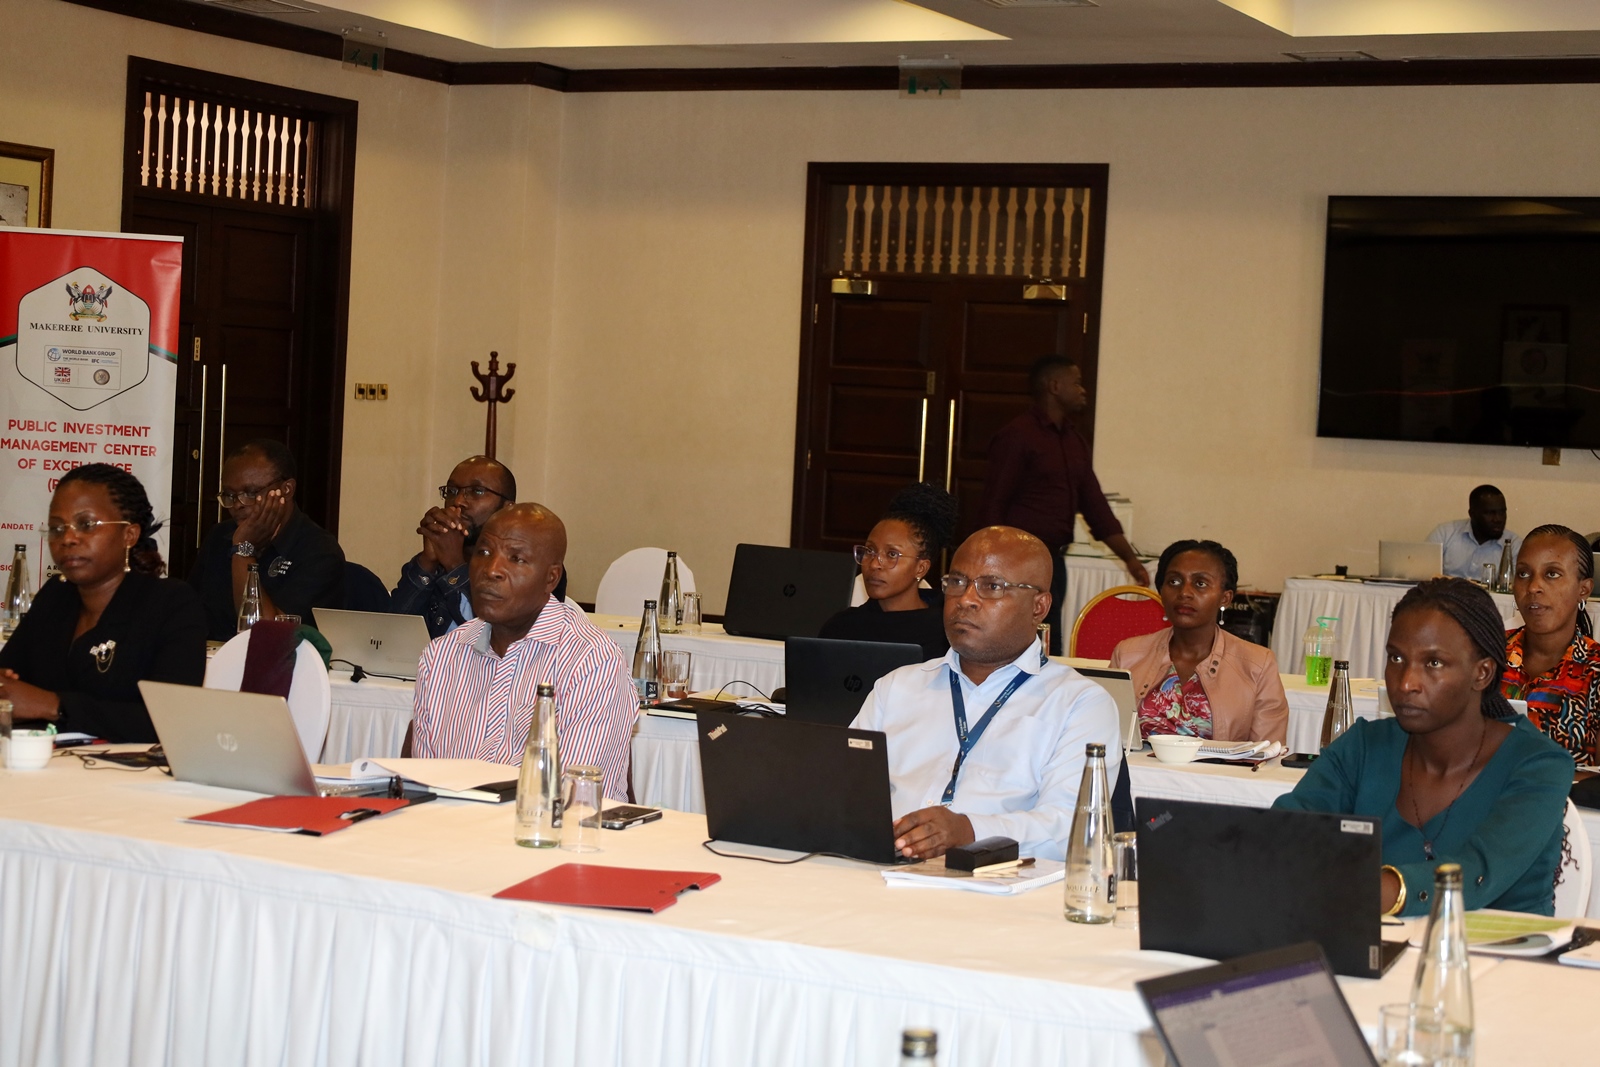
[819, 483, 958, 660]
[0, 464, 206, 742]
[1108, 539, 1288, 743]
[187, 439, 345, 640]
[1500, 524, 1600, 768]
[1275, 578, 1572, 916]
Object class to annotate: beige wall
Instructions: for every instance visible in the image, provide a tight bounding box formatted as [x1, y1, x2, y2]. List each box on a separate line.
[11, 0, 1600, 613]
[547, 85, 1600, 610]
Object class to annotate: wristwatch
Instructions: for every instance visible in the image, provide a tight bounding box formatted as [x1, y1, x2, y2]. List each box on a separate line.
[232, 541, 256, 557]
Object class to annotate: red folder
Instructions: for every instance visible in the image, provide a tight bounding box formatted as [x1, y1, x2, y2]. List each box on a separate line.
[184, 796, 410, 836]
[494, 863, 721, 914]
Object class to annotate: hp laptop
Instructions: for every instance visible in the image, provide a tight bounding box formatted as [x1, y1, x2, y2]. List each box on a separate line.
[1136, 797, 1406, 978]
[1137, 941, 1378, 1067]
[316, 608, 432, 680]
[1073, 665, 1137, 752]
[141, 680, 321, 795]
[696, 710, 909, 864]
[1376, 541, 1443, 582]
[783, 637, 923, 727]
[721, 544, 858, 640]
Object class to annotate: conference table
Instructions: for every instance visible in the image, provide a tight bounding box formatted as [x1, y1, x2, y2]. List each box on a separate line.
[1270, 576, 1600, 677]
[3, 757, 1594, 1065]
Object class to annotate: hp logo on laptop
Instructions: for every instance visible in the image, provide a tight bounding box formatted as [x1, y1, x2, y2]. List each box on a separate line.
[782, 584, 797, 597]
[369, 637, 384, 650]
[843, 674, 864, 693]
[215, 732, 239, 752]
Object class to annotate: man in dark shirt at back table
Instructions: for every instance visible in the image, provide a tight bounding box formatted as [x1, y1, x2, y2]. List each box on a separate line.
[188, 438, 345, 640]
[979, 355, 1149, 654]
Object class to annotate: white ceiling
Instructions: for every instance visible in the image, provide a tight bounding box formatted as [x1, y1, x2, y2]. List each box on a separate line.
[197, 0, 1600, 68]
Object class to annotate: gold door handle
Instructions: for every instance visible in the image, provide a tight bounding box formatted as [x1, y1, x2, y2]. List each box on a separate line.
[196, 363, 207, 547]
[944, 399, 956, 491]
[916, 398, 929, 481]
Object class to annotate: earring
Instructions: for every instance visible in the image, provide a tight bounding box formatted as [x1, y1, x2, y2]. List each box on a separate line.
[123, 545, 131, 573]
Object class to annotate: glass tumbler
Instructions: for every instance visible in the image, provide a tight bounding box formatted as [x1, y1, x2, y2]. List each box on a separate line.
[559, 766, 604, 853]
[1112, 831, 1139, 930]
[681, 593, 702, 635]
[660, 650, 693, 700]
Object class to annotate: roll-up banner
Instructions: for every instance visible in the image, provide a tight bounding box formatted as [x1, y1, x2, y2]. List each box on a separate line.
[0, 228, 182, 585]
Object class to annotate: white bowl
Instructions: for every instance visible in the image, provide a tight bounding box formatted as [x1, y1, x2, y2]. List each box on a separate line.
[1148, 734, 1204, 765]
[6, 730, 54, 770]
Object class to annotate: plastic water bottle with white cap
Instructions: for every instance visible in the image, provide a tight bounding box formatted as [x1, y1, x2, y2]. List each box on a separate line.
[1303, 615, 1339, 686]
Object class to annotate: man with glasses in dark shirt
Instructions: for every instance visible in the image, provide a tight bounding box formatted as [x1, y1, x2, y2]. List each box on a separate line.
[390, 455, 567, 637]
[188, 439, 345, 640]
[979, 355, 1149, 654]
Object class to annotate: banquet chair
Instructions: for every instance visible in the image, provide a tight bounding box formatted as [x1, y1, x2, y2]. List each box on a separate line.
[1553, 799, 1592, 919]
[1069, 585, 1166, 660]
[595, 548, 697, 617]
[204, 631, 333, 762]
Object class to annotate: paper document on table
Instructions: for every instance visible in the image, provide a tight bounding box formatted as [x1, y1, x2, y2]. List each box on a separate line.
[1402, 909, 1573, 956]
[349, 757, 519, 793]
[883, 858, 1064, 895]
[311, 762, 394, 785]
[1196, 740, 1284, 763]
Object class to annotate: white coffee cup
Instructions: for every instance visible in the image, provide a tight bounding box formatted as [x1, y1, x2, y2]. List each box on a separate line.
[6, 729, 54, 770]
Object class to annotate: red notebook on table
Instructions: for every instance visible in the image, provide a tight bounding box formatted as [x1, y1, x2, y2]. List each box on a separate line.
[494, 863, 720, 914]
[184, 796, 410, 836]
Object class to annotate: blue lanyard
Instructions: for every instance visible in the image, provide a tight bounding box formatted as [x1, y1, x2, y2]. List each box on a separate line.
[942, 666, 1033, 805]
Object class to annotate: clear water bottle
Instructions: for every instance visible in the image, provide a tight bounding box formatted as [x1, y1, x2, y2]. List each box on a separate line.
[1492, 539, 1514, 594]
[3, 544, 32, 637]
[1303, 615, 1338, 686]
[899, 1029, 937, 1065]
[1064, 742, 1115, 924]
[658, 551, 682, 634]
[1319, 660, 1354, 749]
[236, 562, 262, 632]
[632, 599, 662, 704]
[1409, 863, 1474, 1066]
[514, 683, 563, 847]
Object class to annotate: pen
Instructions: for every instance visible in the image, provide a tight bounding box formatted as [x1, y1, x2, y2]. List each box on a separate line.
[339, 807, 383, 824]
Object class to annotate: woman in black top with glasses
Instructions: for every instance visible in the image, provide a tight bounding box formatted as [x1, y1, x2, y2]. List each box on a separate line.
[0, 464, 206, 742]
[819, 483, 957, 661]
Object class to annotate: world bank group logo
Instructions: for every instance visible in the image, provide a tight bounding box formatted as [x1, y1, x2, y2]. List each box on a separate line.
[16, 267, 150, 411]
[46, 347, 62, 362]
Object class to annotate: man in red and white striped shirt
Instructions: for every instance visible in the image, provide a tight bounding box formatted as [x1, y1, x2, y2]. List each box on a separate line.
[411, 503, 638, 799]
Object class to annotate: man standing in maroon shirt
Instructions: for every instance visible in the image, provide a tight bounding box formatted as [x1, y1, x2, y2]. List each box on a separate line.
[979, 355, 1149, 653]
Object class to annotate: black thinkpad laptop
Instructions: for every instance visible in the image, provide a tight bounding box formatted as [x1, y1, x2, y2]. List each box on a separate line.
[783, 636, 923, 727]
[696, 710, 910, 864]
[1136, 798, 1407, 979]
[721, 544, 857, 640]
[1137, 941, 1378, 1067]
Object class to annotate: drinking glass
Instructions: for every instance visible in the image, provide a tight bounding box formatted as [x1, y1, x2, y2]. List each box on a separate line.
[1112, 831, 1139, 930]
[1375, 1004, 1471, 1066]
[660, 650, 693, 700]
[274, 614, 302, 626]
[681, 593, 702, 635]
[559, 766, 604, 853]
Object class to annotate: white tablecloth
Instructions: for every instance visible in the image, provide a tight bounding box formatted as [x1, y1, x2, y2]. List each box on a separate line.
[324, 670, 414, 762]
[1270, 577, 1600, 677]
[590, 614, 784, 699]
[2, 758, 1593, 1065]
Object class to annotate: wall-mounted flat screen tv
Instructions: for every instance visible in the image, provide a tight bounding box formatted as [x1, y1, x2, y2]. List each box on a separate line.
[1318, 196, 1600, 449]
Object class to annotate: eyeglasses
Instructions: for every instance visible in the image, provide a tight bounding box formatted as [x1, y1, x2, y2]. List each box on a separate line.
[852, 544, 917, 567]
[45, 518, 131, 540]
[439, 484, 512, 504]
[940, 574, 1045, 600]
[217, 480, 283, 509]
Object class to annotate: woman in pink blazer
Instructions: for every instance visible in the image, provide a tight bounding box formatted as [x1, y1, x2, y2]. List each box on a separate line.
[1108, 540, 1288, 744]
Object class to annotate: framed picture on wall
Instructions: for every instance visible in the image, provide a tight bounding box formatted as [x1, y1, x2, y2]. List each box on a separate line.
[0, 141, 54, 228]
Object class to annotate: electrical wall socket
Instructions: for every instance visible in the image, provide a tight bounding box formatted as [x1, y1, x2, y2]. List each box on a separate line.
[353, 382, 389, 401]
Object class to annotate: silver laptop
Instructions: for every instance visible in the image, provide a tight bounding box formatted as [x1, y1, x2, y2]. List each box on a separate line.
[1073, 665, 1137, 753]
[140, 680, 318, 796]
[316, 608, 432, 680]
[1377, 540, 1443, 582]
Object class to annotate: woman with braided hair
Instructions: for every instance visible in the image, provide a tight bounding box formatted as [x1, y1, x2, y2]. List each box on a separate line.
[819, 482, 957, 659]
[1501, 524, 1600, 764]
[1275, 577, 1572, 916]
[0, 464, 206, 742]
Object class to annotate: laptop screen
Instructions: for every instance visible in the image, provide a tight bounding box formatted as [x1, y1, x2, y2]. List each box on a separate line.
[1142, 950, 1375, 1067]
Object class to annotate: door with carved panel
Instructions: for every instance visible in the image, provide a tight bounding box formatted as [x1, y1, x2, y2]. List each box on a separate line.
[791, 164, 1109, 556]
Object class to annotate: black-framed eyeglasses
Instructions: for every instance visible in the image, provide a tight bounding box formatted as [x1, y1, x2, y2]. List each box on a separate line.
[217, 480, 284, 509]
[439, 484, 512, 504]
[940, 574, 1045, 600]
[853, 544, 915, 567]
[45, 518, 132, 540]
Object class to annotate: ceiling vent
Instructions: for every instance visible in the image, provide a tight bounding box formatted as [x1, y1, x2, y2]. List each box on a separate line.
[980, 0, 1097, 8]
[1284, 50, 1379, 62]
[203, 0, 317, 14]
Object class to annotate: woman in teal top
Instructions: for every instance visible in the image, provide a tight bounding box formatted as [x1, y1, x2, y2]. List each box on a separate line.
[1275, 577, 1573, 917]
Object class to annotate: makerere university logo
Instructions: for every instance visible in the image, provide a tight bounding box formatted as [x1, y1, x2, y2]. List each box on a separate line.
[66, 282, 111, 322]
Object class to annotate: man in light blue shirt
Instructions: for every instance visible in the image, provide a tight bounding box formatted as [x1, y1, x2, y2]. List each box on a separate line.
[1427, 484, 1520, 580]
[851, 526, 1120, 861]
